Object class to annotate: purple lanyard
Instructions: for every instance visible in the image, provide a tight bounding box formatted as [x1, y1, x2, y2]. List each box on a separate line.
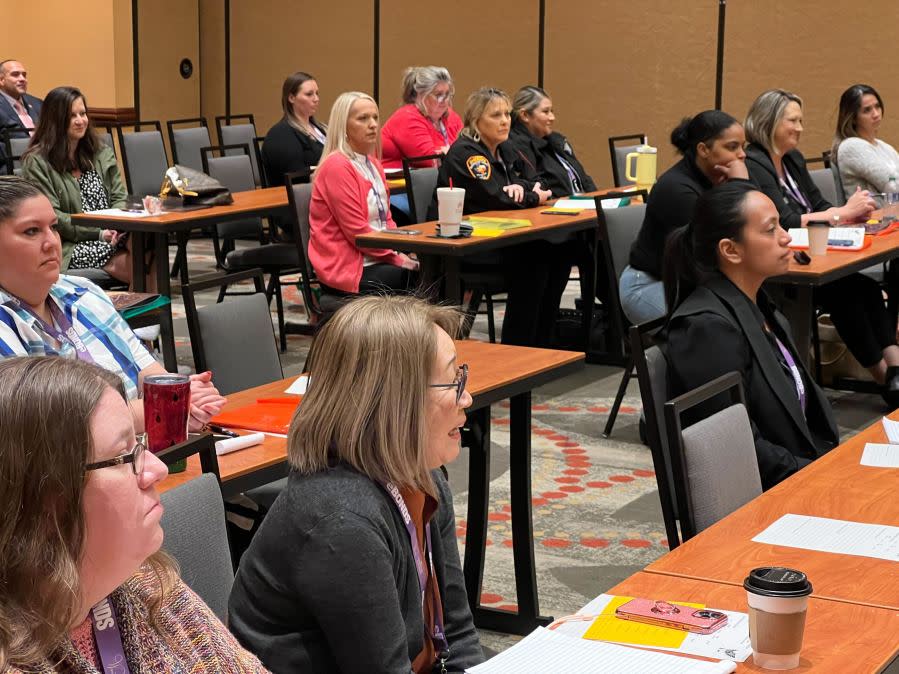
[381, 481, 450, 657]
[3, 295, 96, 364]
[774, 335, 806, 412]
[553, 151, 583, 193]
[433, 119, 449, 145]
[360, 157, 389, 228]
[779, 169, 812, 213]
[90, 596, 132, 674]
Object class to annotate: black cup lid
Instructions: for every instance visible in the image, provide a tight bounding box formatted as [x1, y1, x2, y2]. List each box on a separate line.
[806, 220, 831, 227]
[744, 567, 812, 598]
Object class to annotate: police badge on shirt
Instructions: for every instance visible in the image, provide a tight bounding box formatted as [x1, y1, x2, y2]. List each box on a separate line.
[466, 155, 491, 180]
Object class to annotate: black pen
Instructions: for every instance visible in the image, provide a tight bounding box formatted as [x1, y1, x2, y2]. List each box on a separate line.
[207, 424, 239, 437]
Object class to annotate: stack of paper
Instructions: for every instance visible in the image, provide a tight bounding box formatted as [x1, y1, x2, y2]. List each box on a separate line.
[752, 513, 899, 561]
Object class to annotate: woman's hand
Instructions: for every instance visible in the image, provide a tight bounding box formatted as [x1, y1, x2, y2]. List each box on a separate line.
[101, 229, 119, 245]
[532, 182, 552, 204]
[840, 187, 877, 221]
[399, 254, 420, 271]
[502, 184, 525, 203]
[187, 371, 227, 432]
[713, 158, 749, 183]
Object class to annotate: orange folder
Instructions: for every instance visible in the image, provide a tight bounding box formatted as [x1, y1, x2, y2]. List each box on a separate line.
[210, 397, 301, 435]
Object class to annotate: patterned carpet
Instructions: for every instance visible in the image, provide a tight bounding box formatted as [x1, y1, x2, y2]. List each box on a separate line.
[162, 236, 886, 656]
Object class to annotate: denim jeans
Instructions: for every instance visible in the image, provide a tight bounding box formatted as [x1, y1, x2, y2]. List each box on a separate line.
[618, 265, 667, 325]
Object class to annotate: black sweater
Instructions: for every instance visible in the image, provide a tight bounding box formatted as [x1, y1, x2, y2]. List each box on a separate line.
[628, 157, 713, 278]
[261, 117, 326, 186]
[228, 465, 484, 673]
[745, 144, 831, 230]
[507, 124, 596, 197]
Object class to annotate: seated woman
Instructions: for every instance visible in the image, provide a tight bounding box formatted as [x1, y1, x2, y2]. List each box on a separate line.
[22, 86, 144, 288]
[434, 87, 569, 346]
[621, 110, 748, 325]
[832, 84, 899, 203]
[229, 295, 484, 673]
[663, 182, 838, 489]
[261, 71, 327, 186]
[381, 66, 462, 170]
[744, 89, 899, 386]
[0, 356, 267, 672]
[508, 85, 596, 197]
[0, 175, 226, 431]
[308, 92, 419, 295]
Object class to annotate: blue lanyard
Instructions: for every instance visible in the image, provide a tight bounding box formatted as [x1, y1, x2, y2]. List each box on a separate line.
[3, 295, 96, 364]
[90, 596, 132, 674]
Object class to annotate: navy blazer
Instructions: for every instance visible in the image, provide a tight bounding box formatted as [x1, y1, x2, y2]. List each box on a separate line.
[0, 92, 41, 135]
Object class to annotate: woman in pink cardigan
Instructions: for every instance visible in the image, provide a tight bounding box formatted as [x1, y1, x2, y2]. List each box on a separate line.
[309, 92, 419, 294]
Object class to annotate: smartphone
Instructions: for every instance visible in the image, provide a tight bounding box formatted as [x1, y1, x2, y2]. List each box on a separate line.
[394, 229, 421, 236]
[793, 250, 811, 265]
[615, 598, 728, 634]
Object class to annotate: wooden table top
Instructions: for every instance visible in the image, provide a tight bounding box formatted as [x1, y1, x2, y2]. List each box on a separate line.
[645, 412, 899, 609]
[775, 227, 899, 285]
[607, 572, 899, 672]
[355, 186, 635, 255]
[159, 339, 584, 493]
[72, 187, 288, 232]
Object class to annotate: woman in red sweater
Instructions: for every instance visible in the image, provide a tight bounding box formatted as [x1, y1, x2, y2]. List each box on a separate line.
[308, 92, 419, 294]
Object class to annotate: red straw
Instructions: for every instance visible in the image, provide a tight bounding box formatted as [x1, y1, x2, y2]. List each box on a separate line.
[449, 177, 454, 189]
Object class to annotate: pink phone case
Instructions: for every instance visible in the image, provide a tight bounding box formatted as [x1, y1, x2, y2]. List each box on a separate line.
[615, 598, 728, 634]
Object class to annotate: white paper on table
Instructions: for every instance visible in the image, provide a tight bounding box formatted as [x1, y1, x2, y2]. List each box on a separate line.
[752, 513, 899, 561]
[787, 227, 865, 249]
[881, 416, 899, 443]
[285, 375, 309, 395]
[86, 208, 160, 218]
[465, 627, 735, 674]
[861, 443, 899, 467]
[552, 594, 751, 662]
[552, 198, 623, 210]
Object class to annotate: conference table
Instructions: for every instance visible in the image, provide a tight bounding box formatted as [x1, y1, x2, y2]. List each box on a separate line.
[159, 338, 585, 635]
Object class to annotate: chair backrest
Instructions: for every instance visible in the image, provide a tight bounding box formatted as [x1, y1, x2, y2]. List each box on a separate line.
[285, 177, 322, 315]
[629, 316, 680, 548]
[181, 269, 283, 395]
[160, 472, 233, 622]
[116, 121, 169, 196]
[401, 154, 443, 224]
[664, 371, 760, 542]
[252, 136, 267, 186]
[216, 115, 260, 186]
[809, 167, 839, 206]
[167, 118, 211, 172]
[201, 144, 256, 192]
[829, 156, 847, 205]
[608, 133, 647, 187]
[596, 193, 648, 351]
[3, 135, 30, 175]
[99, 131, 115, 152]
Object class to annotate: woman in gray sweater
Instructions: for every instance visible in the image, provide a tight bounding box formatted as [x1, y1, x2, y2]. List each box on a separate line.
[229, 295, 484, 674]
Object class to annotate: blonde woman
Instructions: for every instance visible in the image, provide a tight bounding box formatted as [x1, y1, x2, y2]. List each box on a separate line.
[307, 91, 419, 295]
[0, 357, 267, 672]
[229, 295, 484, 673]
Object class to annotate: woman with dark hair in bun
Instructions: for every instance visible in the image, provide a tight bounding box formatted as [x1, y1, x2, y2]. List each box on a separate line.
[620, 110, 747, 324]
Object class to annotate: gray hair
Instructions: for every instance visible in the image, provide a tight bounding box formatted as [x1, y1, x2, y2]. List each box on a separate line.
[402, 66, 454, 112]
[744, 89, 803, 156]
[512, 86, 549, 122]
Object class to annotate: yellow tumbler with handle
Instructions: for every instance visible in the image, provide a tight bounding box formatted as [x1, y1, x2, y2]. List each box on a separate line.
[625, 144, 658, 192]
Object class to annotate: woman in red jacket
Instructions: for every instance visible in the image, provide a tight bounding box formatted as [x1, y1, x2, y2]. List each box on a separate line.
[308, 92, 419, 294]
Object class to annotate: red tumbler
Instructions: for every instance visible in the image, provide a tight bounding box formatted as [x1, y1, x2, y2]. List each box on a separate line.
[143, 374, 191, 473]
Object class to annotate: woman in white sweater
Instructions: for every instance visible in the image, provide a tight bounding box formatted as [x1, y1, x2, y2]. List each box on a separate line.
[833, 84, 899, 203]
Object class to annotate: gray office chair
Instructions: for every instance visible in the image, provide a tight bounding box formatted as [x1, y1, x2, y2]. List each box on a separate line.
[167, 118, 211, 172]
[826, 152, 847, 205]
[116, 122, 168, 196]
[664, 371, 761, 541]
[216, 114, 260, 186]
[6, 136, 30, 175]
[609, 133, 648, 187]
[595, 195, 649, 437]
[809, 167, 839, 206]
[181, 269, 284, 395]
[160, 472, 233, 622]
[401, 154, 442, 225]
[99, 131, 115, 154]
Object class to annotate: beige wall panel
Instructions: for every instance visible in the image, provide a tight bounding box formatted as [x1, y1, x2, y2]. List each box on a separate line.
[112, 0, 135, 108]
[199, 0, 227, 140]
[2, 0, 120, 106]
[230, 0, 374, 137]
[378, 1, 539, 119]
[137, 0, 200, 129]
[723, 2, 899, 160]
[545, 2, 717, 187]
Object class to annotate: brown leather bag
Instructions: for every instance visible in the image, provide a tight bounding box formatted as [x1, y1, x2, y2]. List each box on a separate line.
[159, 165, 234, 206]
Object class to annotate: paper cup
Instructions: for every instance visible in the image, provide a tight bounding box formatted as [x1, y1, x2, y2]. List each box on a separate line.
[437, 187, 465, 230]
[807, 221, 829, 256]
[744, 567, 812, 670]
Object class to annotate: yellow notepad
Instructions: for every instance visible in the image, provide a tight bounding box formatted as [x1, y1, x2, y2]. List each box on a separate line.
[582, 595, 704, 648]
[466, 216, 532, 237]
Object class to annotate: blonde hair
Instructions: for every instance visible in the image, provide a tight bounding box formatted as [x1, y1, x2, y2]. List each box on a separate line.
[0, 357, 176, 669]
[289, 295, 463, 497]
[317, 91, 381, 167]
[744, 89, 803, 157]
[460, 87, 512, 143]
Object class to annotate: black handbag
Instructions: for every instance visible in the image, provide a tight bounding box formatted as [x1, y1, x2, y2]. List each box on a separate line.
[159, 165, 234, 206]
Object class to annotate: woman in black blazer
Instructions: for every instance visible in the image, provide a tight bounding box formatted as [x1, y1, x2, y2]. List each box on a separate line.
[261, 71, 327, 187]
[663, 181, 839, 489]
[744, 89, 899, 388]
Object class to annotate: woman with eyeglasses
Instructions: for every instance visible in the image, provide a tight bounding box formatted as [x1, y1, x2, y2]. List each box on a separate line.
[381, 66, 462, 170]
[0, 356, 268, 672]
[0, 175, 226, 431]
[229, 295, 484, 674]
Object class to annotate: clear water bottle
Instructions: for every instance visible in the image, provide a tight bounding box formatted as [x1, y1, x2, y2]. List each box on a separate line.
[886, 176, 899, 205]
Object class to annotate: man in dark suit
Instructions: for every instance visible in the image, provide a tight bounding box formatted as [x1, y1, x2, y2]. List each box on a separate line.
[0, 59, 42, 173]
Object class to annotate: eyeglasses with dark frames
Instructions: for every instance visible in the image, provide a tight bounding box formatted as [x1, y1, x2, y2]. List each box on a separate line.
[85, 433, 147, 475]
[428, 363, 468, 405]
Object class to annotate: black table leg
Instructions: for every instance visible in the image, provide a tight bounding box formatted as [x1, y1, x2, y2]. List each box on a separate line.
[463, 406, 491, 614]
[418, 253, 444, 301]
[579, 226, 598, 354]
[152, 232, 177, 371]
[176, 231, 190, 288]
[132, 231, 146, 292]
[444, 257, 462, 307]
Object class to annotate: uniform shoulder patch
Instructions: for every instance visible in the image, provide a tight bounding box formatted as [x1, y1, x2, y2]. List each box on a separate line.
[466, 155, 491, 180]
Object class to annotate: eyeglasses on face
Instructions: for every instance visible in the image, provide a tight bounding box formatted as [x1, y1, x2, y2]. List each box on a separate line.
[428, 363, 468, 405]
[431, 92, 453, 104]
[85, 433, 147, 475]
